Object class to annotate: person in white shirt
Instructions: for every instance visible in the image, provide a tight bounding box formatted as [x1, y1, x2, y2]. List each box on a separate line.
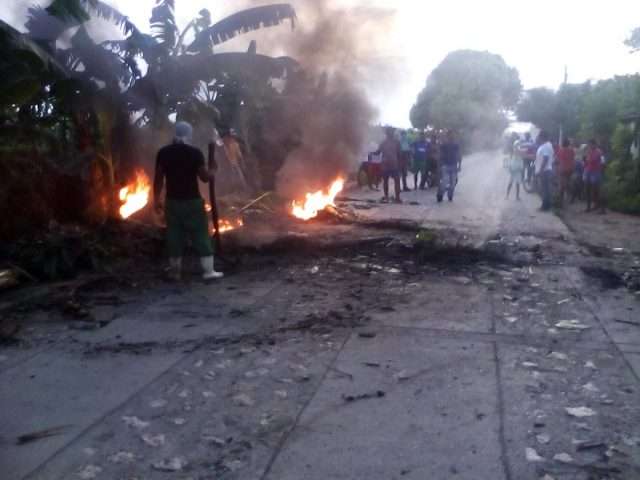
[535, 130, 554, 211]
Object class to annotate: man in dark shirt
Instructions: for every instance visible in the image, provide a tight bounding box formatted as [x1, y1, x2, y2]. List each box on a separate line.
[154, 121, 223, 281]
[437, 130, 462, 202]
[411, 132, 430, 190]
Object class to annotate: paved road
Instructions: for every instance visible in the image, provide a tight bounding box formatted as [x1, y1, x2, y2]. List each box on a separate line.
[2, 150, 639, 480]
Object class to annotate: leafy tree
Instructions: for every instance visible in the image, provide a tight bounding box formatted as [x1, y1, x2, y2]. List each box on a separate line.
[516, 87, 559, 135]
[626, 27, 640, 52]
[517, 83, 592, 140]
[410, 50, 521, 144]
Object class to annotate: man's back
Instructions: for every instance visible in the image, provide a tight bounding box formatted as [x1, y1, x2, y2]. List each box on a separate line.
[379, 137, 401, 169]
[157, 143, 205, 200]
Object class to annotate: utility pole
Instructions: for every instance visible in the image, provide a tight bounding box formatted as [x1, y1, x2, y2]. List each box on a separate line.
[559, 65, 568, 145]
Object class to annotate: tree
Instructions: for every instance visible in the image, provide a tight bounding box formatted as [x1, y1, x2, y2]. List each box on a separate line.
[626, 26, 640, 52]
[517, 83, 591, 140]
[410, 50, 521, 144]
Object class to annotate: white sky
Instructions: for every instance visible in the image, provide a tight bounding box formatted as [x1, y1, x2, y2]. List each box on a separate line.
[3, 0, 640, 127]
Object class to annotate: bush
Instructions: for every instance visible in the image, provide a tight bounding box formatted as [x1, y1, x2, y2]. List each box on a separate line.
[604, 156, 640, 214]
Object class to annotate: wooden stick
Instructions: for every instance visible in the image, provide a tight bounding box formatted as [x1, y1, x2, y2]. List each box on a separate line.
[208, 143, 222, 255]
[239, 192, 273, 213]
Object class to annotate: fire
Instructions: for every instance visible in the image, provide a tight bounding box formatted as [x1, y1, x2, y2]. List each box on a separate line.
[205, 204, 243, 234]
[214, 218, 244, 234]
[291, 178, 345, 221]
[119, 170, 151, 219]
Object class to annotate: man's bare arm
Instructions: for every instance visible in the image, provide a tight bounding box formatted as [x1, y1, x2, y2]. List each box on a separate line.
[197, 165, 211, 183]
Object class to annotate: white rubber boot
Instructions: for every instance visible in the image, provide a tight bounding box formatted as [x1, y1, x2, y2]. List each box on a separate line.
[201, 256, 224, 280]
[168, 257, 182, 281]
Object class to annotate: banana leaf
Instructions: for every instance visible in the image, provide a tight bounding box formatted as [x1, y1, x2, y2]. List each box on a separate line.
[188, 4, 296, 53]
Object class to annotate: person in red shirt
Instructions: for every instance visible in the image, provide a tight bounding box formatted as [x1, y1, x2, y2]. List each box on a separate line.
[584, 139, 605, 213]
[556, 138, 576, 207]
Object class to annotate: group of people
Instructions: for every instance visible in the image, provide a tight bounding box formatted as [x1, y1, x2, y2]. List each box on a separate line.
[506, 131, 606, 213]
[365, 127, 463, 204]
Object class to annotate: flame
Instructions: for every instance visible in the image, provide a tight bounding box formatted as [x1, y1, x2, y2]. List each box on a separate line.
[213, 218, 244, 235]
[119, 170, 151, 219]
[291, 178, 345, 221]
[204, 204, 243, 234]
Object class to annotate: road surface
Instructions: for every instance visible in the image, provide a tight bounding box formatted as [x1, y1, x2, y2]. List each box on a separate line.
[2, 150, 640, 480]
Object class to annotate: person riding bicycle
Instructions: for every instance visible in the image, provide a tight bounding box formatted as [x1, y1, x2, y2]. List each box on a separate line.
[437, 130, 462, 203]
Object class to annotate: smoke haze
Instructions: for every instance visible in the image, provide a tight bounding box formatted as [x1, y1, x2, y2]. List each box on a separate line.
[260, 0, 397, 199]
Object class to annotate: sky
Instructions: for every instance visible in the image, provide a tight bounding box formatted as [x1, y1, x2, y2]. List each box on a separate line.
[3, 0, 640, 127]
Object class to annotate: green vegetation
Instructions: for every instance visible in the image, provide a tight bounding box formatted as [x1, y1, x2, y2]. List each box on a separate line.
[410, 50, 522, 148]
[517, 75, 640, 214]
[515, 27, 640, 214]
[0, 0, 297, 239]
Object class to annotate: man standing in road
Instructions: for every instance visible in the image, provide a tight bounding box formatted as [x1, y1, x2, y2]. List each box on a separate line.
[399, 130, 412, 192]
[154, 121, 224, 281]
[437, 130, 462, 203]
[557, 138, 576, 208]
[411, 131, 430, 190]
[535, 130, 555, 211]
[375, 126, 403, 203]
[585, 139, 605, 213]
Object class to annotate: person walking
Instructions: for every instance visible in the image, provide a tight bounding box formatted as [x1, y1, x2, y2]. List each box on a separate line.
[437, 130, 462, 203]
[557, 138, 576, 207]
[585, 139, 605, 213]
[506, 134, 524, 200]
[399, 130, 412, 192]
[411, 131, 430, 190]
[535, 131, 555, 211]
[154, 121, 224, 281]
[570, 143, 587, 203]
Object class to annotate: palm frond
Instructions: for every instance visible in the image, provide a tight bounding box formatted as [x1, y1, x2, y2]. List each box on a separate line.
[27, 0, 140, 42]
[1, 19, 66, 74]
[188, 4, 296, 53]
[150, 0, 177, 48]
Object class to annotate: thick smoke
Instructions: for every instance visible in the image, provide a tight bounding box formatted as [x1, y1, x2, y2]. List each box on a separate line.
[263, 1, 396, 199]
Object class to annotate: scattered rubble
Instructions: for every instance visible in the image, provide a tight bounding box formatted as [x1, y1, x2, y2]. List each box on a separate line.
[526, 447, 545, 462]
[151, 457, 188, 472]
[565, 407, 597, 418]
[122, 416, 149, 429]
[141, 433, 166, 447]
[343, 390, 386, 403]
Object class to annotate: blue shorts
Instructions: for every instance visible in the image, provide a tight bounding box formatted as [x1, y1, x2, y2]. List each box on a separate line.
[585, 171, 603, 185]
[382, 168, 399, 179]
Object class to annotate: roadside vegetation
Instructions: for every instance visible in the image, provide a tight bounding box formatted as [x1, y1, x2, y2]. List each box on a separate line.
[516, 28, 640, 214]
[0, 0, 298, 240]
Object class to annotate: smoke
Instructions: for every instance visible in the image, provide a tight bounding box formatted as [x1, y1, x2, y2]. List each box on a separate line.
[259, 0, 397, 199]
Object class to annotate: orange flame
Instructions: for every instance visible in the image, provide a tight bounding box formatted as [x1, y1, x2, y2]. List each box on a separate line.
[291, 178, 345, 221]
[205, 204, 244, 234]
[119, 170, 151, 219]
[214, 218, 244, 235]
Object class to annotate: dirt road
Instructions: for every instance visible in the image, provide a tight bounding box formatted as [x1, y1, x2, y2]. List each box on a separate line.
[2, 151, 640, 480]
